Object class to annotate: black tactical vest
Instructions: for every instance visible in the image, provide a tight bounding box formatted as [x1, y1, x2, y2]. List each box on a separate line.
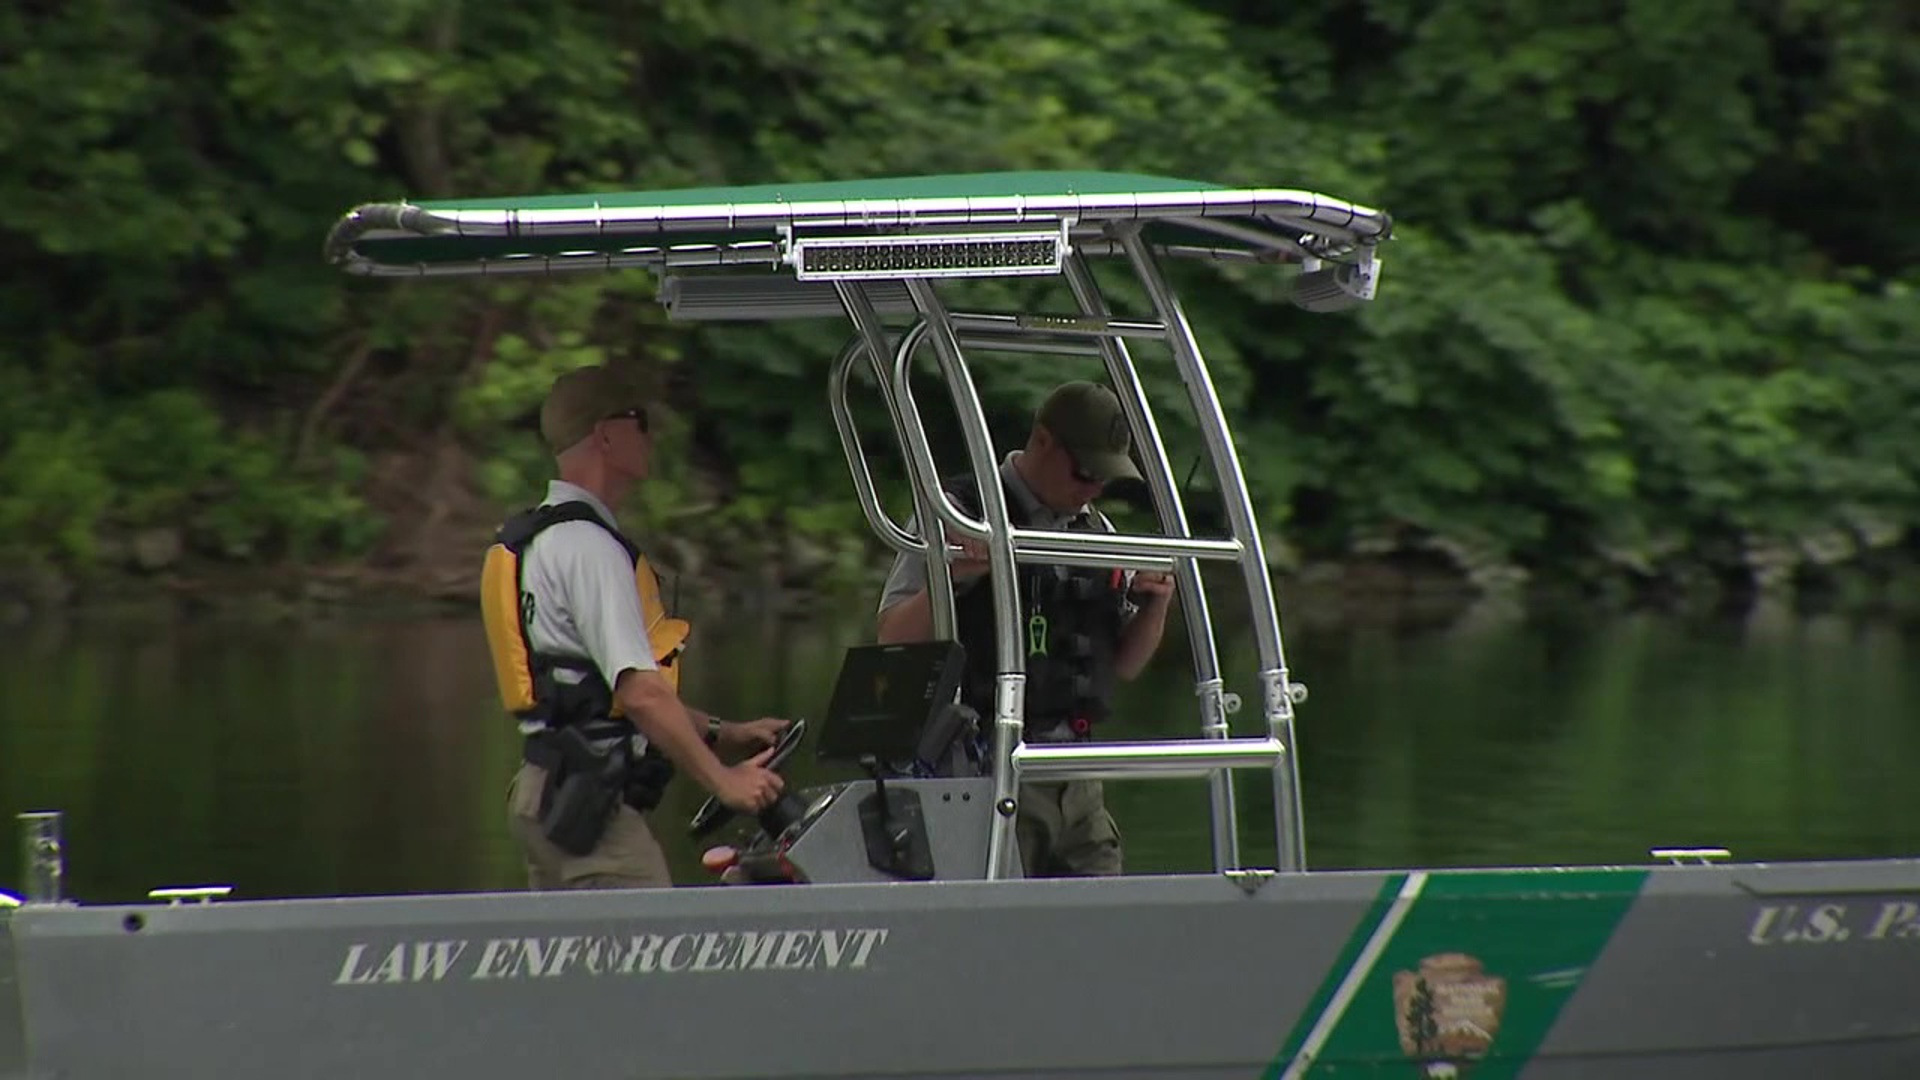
[944, 470, 1128, 739]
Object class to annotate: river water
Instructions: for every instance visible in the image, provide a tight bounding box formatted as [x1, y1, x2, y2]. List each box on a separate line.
[2, 594, 1915, 902]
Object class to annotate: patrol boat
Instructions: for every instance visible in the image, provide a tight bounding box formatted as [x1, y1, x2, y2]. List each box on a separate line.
[5, 173, 1919, 1079]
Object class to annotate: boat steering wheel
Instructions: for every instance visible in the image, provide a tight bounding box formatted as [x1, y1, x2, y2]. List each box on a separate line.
[687, 717, 809, 839]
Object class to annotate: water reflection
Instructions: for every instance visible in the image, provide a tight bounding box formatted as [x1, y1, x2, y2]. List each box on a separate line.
[1, 599, 1914, 903]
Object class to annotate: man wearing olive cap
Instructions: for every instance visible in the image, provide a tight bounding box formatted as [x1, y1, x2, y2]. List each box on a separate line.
[482, 364, 790, 890]
[876, 381, 1176, 877]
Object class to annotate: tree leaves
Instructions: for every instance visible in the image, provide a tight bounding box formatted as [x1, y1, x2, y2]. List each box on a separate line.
[0, 0, 1912, 591]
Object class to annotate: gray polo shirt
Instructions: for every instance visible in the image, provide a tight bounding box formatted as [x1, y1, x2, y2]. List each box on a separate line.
[518, 481, 657, 718]
[876, 452, 1129, 616]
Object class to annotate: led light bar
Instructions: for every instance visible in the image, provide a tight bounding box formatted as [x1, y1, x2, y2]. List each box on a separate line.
[787, 225, 1070, 281]
[658, 275, 917, 322]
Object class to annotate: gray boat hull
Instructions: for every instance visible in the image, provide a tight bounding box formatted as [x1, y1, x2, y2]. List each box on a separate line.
[7, 856, 1920, 1078]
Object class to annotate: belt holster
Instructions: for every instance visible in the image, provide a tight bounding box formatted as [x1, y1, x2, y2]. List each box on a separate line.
[524, 725, 629, 856]
[622, 747, 676, 813]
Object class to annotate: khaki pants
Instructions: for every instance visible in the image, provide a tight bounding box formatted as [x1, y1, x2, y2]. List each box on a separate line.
[1016, 779, 1123, 878]
[506, 762, 674, 890]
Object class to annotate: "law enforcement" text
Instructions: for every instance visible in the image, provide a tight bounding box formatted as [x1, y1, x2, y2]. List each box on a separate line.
[333, 928, 890, 985]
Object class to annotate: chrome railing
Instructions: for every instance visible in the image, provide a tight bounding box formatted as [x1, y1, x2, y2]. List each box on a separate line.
[826, 235, 1312, 878]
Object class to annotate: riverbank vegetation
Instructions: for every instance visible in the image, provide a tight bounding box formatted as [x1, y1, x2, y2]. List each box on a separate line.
[2, 1, 1915, 618]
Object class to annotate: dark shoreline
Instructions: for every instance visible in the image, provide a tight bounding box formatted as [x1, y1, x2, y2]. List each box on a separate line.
[5, 543, 1914, 634]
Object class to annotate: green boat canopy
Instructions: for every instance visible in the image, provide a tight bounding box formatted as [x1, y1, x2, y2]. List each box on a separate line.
[324, 170, 1391, 280]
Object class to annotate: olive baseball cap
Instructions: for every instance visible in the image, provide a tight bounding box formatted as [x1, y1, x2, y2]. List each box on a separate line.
[1035, 381, 1142, 483]
[539, 365, 649, 452]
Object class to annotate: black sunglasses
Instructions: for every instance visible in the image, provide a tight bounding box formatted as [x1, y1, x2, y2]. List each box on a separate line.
[605, 406, 650, 434]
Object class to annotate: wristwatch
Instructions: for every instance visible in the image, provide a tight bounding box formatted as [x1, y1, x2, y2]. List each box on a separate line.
[704, 716, 722, 747]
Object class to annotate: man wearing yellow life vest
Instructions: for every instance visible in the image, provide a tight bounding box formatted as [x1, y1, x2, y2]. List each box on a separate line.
[481, 364, 787, 890]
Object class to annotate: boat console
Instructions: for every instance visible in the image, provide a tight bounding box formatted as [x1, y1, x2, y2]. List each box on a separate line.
[692, 640, 1016, 885]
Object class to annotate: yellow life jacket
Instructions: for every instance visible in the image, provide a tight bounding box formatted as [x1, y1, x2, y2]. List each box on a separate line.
[479, 500, 692, 727]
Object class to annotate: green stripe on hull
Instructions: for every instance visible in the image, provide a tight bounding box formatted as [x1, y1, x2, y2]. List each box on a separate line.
[1265, 873, 1412, 1078]
[1270, 868, 1651, 1078]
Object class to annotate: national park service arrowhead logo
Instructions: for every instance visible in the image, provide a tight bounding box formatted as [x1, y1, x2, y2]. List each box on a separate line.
[1392, 953, 1508, 1077]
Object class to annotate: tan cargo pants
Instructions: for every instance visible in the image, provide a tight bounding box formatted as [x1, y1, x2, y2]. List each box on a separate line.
[1015, 778, 1123, 878]
[506, 762, 674, 890]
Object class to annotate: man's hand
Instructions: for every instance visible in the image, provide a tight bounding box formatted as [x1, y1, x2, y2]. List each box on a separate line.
[948, 536, 990, 582]
[717, 716, 790, 754]
[714, 746, 785, 814]
[1129, 571, 1175, 603]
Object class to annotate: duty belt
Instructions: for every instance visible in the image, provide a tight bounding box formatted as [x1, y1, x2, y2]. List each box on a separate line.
[522, 720, 635, 769]
[1026, 717, 1094, 743]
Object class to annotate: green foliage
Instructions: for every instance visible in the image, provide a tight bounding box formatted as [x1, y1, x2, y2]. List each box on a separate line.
[0, 0, 1913, 594]
[0, 384, 376, 568]
[1197, 0, 1920, 583]
[0, 426, 115, 565]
